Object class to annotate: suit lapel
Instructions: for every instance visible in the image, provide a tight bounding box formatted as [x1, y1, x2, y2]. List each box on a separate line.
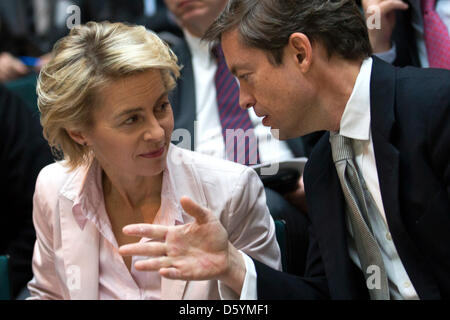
[286, 137, 306, 157]
[369, 57, 401, 234]
[369, 57, 440, 299]
[170, 38, 196, 149]
[305, 135, 367, 299]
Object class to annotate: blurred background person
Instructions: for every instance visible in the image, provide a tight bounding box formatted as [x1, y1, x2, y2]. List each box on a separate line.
[0, 0, 180, 111]
[0, 85, 54, 299]
[28, 21, 280, 300]
[359, 0, 450, 69]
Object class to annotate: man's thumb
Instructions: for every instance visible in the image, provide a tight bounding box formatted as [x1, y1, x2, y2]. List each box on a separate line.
[180, 196, 210, 224]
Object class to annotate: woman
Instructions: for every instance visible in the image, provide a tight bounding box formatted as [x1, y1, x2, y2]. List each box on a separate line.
[27, 22, 281, 300]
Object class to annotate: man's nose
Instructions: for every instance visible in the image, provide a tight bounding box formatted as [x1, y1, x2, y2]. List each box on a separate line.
[239, 88, 255, 110]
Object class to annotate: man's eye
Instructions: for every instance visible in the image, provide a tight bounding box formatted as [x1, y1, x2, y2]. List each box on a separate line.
[124, 115, 139, 125]
[238, 73, 250, 81]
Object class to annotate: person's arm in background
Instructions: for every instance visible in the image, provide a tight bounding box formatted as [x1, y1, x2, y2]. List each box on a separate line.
[0, 53, 29, 82]
[360, 0, 409, 63]
[0, 85, 54, 298]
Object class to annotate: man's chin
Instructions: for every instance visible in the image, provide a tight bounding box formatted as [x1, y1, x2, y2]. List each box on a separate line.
[269, 128, 290, 141]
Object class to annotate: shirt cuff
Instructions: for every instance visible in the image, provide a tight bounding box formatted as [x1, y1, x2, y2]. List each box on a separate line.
[374, 43, 397, 64]
[218, 251, 258, 300]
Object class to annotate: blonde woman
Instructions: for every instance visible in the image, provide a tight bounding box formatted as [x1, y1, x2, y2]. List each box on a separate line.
[28, 22, 281, 300]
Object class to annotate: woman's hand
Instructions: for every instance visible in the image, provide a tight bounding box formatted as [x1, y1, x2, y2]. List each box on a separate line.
[119, 196, 246, 295]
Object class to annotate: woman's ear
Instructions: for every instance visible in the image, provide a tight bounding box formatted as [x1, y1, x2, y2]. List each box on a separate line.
[288, 33, 313, 72]
[66, 128, 88, 147]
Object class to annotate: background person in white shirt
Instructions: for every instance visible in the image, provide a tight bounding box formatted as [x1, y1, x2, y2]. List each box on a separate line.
[120, 0, 450, 300]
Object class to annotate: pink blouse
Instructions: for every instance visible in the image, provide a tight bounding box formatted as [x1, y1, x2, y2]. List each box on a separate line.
[72, 160, 184, 300]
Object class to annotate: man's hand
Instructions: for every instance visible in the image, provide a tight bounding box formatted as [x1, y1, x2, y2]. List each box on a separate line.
[119, 196, 246, 295]
[0, 52, 29, 82]
[362, 0, 409, 53]
[284, 175, 308, 213]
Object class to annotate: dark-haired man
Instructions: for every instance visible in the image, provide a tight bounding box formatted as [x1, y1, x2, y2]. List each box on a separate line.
[119, 0, 450, 300]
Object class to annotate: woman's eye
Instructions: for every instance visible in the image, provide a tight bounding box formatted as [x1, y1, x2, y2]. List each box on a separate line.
[157, 102, 170, 112]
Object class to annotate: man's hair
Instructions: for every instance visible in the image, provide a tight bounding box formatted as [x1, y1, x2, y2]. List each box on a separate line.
[203, 0, 372, 65]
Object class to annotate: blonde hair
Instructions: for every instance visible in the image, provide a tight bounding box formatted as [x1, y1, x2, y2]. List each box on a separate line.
[38, 21, 181, 170]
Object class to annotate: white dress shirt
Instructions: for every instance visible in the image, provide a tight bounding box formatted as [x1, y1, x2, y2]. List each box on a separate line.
[240, 57, 419, 300]
[376, 0, 450, 67]
[183, 31, 295, 164]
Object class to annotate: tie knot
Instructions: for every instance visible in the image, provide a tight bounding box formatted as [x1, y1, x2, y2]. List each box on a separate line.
[330, 134, 354, 163]
[421, 0, 436, 12]
[212, 44, 225, 61]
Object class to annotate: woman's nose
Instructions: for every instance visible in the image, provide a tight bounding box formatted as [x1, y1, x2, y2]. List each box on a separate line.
[143, 118, 165, 141]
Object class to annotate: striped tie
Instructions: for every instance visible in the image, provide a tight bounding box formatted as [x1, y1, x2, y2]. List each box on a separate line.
[331, 134, 390, 300]
[422, 0, 450, 69]
[213, 45, 260, 166]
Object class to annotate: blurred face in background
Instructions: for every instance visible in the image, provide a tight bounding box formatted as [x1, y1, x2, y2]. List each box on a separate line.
[164, 0, 228, 37]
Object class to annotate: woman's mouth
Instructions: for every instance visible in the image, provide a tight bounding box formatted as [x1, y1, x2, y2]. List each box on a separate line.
[139, 147, 165, 159]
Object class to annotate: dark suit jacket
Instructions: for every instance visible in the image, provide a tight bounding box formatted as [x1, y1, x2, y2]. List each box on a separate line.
[164, 34, 306, 157]
[0, 85, 54, 297]
[254, 56, 450, 299]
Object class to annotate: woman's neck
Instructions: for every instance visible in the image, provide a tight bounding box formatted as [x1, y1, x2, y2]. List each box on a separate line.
[102, 169, 163, 211]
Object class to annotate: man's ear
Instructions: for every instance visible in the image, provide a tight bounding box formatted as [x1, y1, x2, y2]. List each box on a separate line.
[66, 128, 89, 147]
[288, 33, 313, 72]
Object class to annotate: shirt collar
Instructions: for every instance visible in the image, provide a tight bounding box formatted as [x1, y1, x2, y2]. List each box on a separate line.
[72, 147, 184, 230]
[337, 57, 373, 141]
[183, 29, 215, 64]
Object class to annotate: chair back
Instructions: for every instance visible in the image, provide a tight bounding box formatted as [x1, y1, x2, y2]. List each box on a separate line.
[0, 255, 11, 300]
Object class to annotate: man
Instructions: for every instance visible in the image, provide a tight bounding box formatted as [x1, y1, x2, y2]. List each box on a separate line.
[118, 0, 450, 299]
[162, 0, 311, 274]
[360, 0, 450, 69]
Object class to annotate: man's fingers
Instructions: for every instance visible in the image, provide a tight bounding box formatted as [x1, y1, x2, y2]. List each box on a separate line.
[134, 257, 173, 271]
[122, 224, 168, 240]
[180, 196, 210, 224]
[119, 242, 167, 257]
[160, 268, 184, 280]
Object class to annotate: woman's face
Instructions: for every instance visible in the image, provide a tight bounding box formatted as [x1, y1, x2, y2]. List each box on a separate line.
[79, 70, 174, 179]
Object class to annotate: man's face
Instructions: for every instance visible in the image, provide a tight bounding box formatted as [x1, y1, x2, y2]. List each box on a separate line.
[164, 0, 228, 36]
[221, 30, 318, 140]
